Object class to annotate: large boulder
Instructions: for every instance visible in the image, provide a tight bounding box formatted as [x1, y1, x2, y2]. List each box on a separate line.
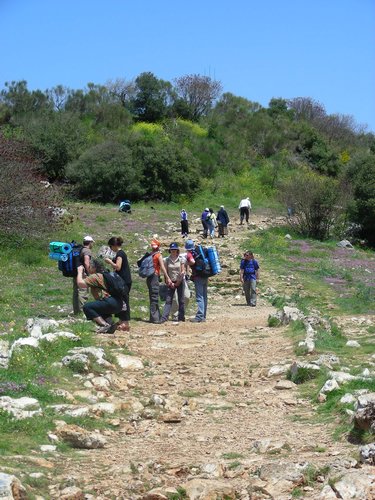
[115, 353, 144, 370]
[332, 469, 375, 499]
[56, 424, 106, 449]
[280, 306, 304, 324]
[0, 473, 27, 499]
[359, 443, 375, 465]
[354, 392, 375, 433]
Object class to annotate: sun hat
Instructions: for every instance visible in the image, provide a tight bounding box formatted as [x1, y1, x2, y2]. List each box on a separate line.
[204, 207, 209, 211]
[83, 235, 94, 242]
[168, 242, 180, 252]
[185, 239, 195, 251]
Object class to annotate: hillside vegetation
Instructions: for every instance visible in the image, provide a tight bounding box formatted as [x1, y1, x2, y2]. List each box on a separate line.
[0, 72, 374, 245]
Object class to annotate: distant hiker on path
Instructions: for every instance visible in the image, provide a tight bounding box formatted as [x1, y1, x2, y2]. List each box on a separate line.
[180, 209, 189, 238]
[217, 205, 230, 237]
[146, 239, 172, 324]
[238, 197, 252, 225]
[240, 251, 260, 307]
[73, 235, 94, 315]
[104, 237, 132, 332]
[208, 208, 217, 238]
[160, 243, 186, 323]
[77, 260, 122, 334]
[185, 239, 208, 323]
[201, 208, 210, 238]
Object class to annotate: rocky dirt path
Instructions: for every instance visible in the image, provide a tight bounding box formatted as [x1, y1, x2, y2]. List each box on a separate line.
[50, 214, 371, 499]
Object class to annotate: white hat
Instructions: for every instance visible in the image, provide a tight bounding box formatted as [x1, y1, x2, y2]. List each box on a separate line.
[83, 235, 94, 242]
[205, 207, 210, 211]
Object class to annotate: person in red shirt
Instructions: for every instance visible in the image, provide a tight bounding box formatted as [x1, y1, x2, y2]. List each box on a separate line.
[147, 239, 172, 323]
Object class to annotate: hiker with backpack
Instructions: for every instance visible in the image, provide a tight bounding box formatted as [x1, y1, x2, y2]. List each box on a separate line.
[76, 260, 127, 334]
[201, 208, 210, 238]
[159, 243, 186, 323]
[104, 236, 132, 332]
[184, 239, 209, 323]
[217, 205, 230, 237]
[180, 209, 189, 238]
[73, 236, 94, 315]
[138, 239, 172, 324]
[240, 251, 260, 307]
[207, 208, 217, 239]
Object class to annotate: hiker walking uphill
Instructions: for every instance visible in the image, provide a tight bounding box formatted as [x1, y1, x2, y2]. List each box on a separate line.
[76, 260, 126, 334]
[73, 236, 94, 315]
[240, 251, 260, 307]
[139, 239, 172, 324]
[160, 243, 186, 323]
[238, 197, 252, 225]
[207, 208, 217, 239]
[217, 205, 230, 237]
[104, 237, 132, 332]
[201, 208, 210, 238]
[180, 209, 189, 238]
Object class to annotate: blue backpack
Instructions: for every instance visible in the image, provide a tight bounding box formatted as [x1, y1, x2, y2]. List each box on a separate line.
[137, 252, 156, 278]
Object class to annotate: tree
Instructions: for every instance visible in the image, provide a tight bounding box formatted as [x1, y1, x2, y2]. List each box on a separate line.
[106, 78, 136, 107]
[346, 152, 375, 246]
[66, 141, 143, 202]
[0, 133, 60, 238]
[174, 74, 222, 121]
[278, 169, 344, 240]
[0, 80, 51, 117]
[131, 72, 174, 122]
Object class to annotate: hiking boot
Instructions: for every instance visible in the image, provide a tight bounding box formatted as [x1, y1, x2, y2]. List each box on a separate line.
[190, 318, 205, 323]
[97, 323, 117, 334]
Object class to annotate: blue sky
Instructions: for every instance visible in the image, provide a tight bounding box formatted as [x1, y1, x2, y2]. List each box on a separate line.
[0, 0, 374, 130]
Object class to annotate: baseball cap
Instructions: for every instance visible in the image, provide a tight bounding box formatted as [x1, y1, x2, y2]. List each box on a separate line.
[83, 235, 94, 242]
[205, 208, 209, 211]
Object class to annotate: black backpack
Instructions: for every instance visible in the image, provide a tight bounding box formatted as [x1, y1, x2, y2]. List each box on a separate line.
[58, 242, 83, 277]
[103, 272, 126, 299]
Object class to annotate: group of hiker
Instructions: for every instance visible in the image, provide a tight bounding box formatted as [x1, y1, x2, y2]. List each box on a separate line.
[64, 197, 259, 334]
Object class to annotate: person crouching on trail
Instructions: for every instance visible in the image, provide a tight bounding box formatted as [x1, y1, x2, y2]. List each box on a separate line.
[147, 239, 172, 324]
[160, 243, 186, 323]
[76, 261, 123, 334]
[240, 251, 260, 307]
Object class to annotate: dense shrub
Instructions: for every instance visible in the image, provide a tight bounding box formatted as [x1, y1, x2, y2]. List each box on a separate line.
[66, 141, 143, 202]
[346, 152, 375, 246]
[278, 169, 345, 240]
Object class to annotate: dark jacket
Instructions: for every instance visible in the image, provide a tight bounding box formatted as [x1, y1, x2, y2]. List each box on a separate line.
[217, 208, 229, 226]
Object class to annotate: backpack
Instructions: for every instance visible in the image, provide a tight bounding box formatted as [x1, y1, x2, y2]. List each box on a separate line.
[137, 252, 156, 278]
[57, 241, 83, 277]
[194, 245, 214, 277]
[103, 272, 126, 299]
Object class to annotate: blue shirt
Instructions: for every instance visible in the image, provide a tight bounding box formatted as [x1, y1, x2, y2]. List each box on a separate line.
[240, 258, 259, 281]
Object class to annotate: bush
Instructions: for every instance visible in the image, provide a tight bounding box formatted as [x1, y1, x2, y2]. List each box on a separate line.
[346, 152, 375, 247]
[278, 169, 345, 240]
[66, 140, 143, 202]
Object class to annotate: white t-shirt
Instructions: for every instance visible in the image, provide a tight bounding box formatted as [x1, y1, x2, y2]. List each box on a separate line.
[239, 198, 251, 209]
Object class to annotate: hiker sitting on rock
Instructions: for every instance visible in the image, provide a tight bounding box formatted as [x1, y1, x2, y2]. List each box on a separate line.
[76, 260, 124, 334]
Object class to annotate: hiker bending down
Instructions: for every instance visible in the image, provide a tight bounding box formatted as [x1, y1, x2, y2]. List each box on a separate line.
[104, 236, 132, 332]
[238, 197, 251, 225]
[160, 243, 186, 323]
[240, 251, 260, 307]
[73, 235, 94, 315]
[76, 261, 125, 334]
[146, 239, 172, 324]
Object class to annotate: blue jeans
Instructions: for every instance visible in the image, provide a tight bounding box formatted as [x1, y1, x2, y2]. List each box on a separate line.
[83, 296, 123, 320]
[194, 276, 208, 320]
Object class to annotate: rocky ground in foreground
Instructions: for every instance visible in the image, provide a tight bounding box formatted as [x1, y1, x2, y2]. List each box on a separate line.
[1, 212, 375, 499]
